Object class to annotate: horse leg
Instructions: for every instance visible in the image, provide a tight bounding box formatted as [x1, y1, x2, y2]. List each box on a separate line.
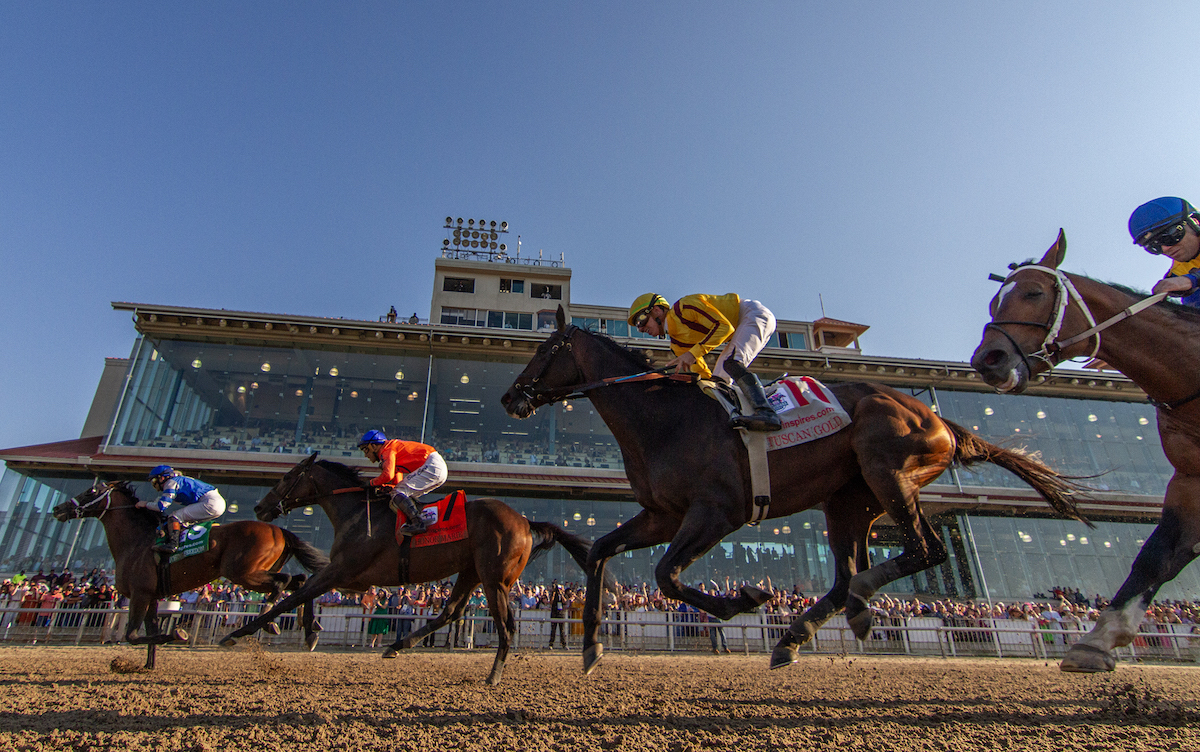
[387, 571, 479, 657]
[481, 582, 515, 686]
[1062, 477, 1200, 672]
[652, 504, 770, 620]
[771, 483, 878, 669]
[843, 413, 952, 640]
[219, 562, 347, 646]
[581, 510, 679, 675]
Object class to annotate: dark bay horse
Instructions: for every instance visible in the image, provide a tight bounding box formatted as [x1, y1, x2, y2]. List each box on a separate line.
[219, 454, 594, 685]
[501, 306, 1087, 675]
[971, 229, 1200, 673]
[52, 482, 329, 668]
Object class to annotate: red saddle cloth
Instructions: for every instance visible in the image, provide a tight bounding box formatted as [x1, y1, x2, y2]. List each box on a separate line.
[396, 490, 469, 548]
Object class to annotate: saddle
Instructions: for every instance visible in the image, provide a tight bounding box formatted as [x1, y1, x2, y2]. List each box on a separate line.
[697, 375, 853, 525]
[394, 490, 468, 548]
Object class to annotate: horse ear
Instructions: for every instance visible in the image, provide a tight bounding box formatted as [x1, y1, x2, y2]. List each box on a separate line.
[302, 451, 319, 466]
[1039, 229, 1067, 268]
[556, 305, 566, 331]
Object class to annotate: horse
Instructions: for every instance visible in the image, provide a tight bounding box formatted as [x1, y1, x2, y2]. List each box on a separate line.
[51, 481, 329, 669]
[501, 306, 1087, 675]
[218, 454, 595, 685]
[970, 229, 1200, 672]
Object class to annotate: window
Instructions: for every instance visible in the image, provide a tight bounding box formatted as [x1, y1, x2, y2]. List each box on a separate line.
[443, 277, 475, 294]
[530, 283, 562, 300]
[538, 311, 557, 330]
[571, 317, 600, 332]
[605, 319, 630, 337]
[484, 311, 533, 330]
[500, 278, 525, 294]
[441, 308, 482, 326]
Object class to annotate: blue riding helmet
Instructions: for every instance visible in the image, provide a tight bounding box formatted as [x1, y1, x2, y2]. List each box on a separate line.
[357, 430, 387, 448]
[1129, 197, 1197, 244]
[148, 465, 174, 480]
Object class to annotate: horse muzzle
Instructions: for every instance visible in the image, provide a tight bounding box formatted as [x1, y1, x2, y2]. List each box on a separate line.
[500, 389, 537, 420]
[971, 343, 1029, 394]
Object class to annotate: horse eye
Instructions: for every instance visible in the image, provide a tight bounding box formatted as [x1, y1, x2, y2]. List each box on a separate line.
[1023, 289, 1044, 300]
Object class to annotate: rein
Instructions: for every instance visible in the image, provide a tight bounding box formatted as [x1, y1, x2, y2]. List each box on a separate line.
[987, 265, 1200, 409]
[264, 463, 367, 519]
[514, 325, 698, 405]
[988, 264, 1168, 367]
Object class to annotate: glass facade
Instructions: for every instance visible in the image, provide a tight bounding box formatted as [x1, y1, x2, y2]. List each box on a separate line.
[1, 326, 1191, 601]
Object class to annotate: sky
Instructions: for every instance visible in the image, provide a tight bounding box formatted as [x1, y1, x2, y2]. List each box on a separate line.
[1, 2, 1197, 456]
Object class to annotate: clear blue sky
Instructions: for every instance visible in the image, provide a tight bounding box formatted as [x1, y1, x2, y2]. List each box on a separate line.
[1, 3, 1196, 454]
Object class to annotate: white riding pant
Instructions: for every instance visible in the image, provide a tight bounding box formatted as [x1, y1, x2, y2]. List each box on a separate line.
[169, 490, 227, 523]
[713, 299, 777, 382]
[393, 451, 448, 501]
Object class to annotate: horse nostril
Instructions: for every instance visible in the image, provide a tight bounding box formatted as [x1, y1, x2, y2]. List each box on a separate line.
[982, 350, 1004, 367]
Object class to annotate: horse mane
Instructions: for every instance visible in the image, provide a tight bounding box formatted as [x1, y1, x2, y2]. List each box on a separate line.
[111, 480, 140, 501]
[575, 327, 655, 370]
[1013, 261, 1200, 326]
[315, 459, 368, 488]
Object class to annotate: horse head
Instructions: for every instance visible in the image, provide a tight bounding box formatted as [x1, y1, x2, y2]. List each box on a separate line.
[971, 229, 1101, 393]
[257, 452, 321, 521]
[501, 305, 586, 419]
[52, 481, 129, 522]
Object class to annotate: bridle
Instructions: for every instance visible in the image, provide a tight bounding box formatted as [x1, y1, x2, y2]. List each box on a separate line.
[511, 325, 696, 406]
[260, 461, 365, 519]
[64, 483, 127, 520]
[986, 264, 1167, 372]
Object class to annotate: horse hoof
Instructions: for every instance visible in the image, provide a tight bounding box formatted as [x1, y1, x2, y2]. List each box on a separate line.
[846, 611, 873, 641]
[312, 620, 324, 633]
[769, 644, 800, 670]
[382, 648, 398, 659]
[1061, 644, 1116, 673]
[305, 635, 320, 652]
[219, 637, 238, 648]
[740, 585, 772, 607]
[583, 644, 604, 676]
[171, 628, 189, 642]
[264, 623, 281, 636]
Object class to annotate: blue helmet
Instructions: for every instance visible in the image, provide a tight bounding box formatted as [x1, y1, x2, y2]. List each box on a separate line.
[1129, 197, 1197, 244]
[148, 465, 175, 480]
[357, 430, 387, 448]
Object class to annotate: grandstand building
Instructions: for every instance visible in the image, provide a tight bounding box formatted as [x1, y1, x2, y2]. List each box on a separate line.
[0, 225, 1191, 603]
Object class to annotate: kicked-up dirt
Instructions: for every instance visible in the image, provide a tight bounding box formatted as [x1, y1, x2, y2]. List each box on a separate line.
[0, 643, 1198, 751]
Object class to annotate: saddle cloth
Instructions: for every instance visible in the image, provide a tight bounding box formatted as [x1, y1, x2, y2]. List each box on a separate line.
[704, 375, 852, 450]
[762, 376, 853, 451]
[396, 489, 469, 548]
[154, 520, 214, 564]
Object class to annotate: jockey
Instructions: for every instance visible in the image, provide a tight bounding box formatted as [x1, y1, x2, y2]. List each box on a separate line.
[628, 292, 782, 431]
[356, 430, 448, 536]
[137, 465, 227, 554]
[1130, 196, 1200, 307]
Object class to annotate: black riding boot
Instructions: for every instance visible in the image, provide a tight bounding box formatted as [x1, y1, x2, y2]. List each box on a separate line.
[153, 519, 183, 554]
[725, 359, 782, 432]
[394, 492, 429, 536]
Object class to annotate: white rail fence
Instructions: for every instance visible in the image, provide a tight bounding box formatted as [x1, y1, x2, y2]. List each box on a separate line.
[2, 604, 1197, 665]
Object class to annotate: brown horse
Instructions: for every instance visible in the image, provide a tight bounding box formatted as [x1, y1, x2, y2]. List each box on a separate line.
[971, 229, 1200, 672]
[501, 306, 1087, 674]
[52, 481, 329, 668]
[218, 454, 595, 685]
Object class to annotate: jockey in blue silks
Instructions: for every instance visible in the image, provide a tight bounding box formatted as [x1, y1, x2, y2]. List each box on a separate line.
[136, 465, 227, 554]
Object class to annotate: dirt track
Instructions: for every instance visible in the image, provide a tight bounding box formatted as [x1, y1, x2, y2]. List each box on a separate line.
[0, 644, 1198, 751]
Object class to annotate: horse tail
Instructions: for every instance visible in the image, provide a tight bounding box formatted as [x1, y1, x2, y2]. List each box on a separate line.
[279, 528, 332, 573]
[526, 521, 617, 589]
[528, 521, 591, 570]
[942, 418, 1093, 527]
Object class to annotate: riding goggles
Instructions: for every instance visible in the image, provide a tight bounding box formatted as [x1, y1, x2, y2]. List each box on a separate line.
[1138, 222, 1188, 255]
[631, 307, 653, 330]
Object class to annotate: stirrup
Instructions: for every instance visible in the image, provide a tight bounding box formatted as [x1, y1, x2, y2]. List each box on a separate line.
[399, 521, 428, 536]
[731, 411, 782, 432]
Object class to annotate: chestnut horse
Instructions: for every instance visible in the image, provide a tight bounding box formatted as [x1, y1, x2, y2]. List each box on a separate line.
[218, 454, 595, 685]
[971, 229, 1199, 672]
[501, 306, 1086, 675]
[52, 482, 329, 668]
